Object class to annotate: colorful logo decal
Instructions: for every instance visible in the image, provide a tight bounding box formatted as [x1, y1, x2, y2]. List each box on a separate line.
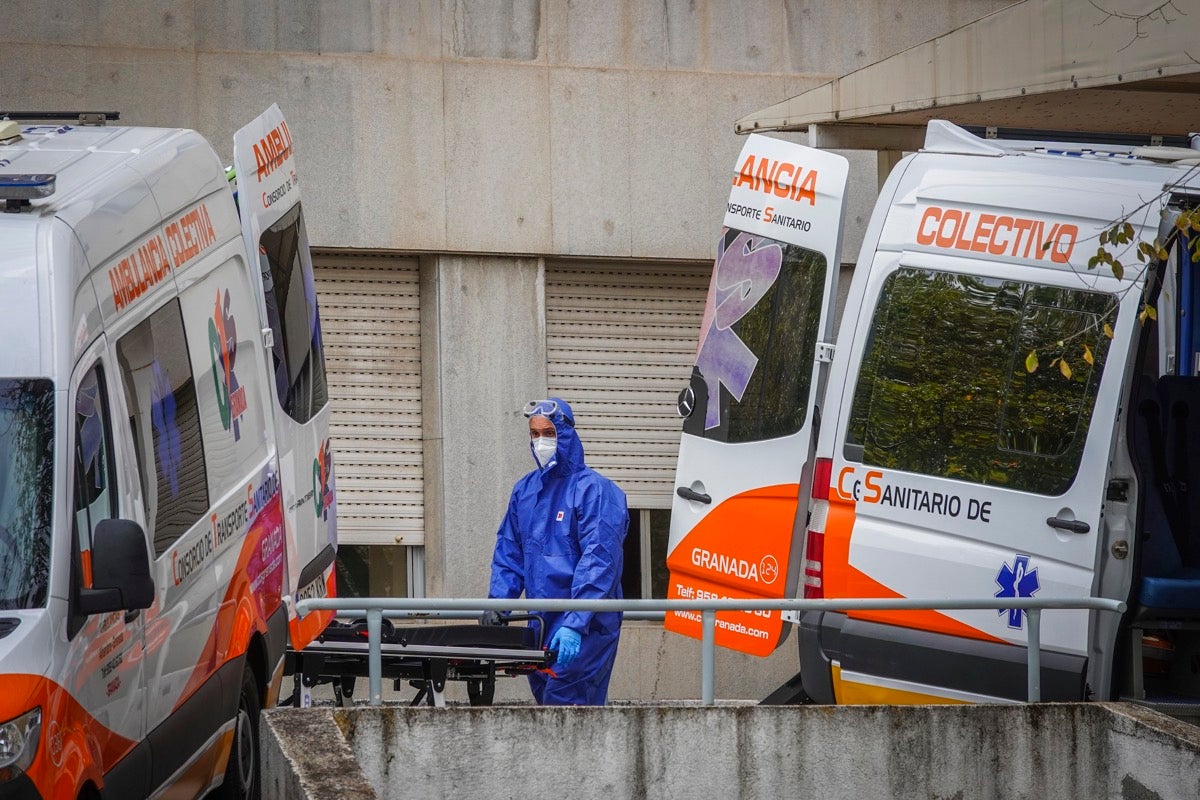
[695, 231, 783, 429]
[312, 439, 334, 521]
[150, 359, 182, 496]
[995, 553, 1040, 629]
[209, 288, 248, 441]
[758, 555, 780, 585]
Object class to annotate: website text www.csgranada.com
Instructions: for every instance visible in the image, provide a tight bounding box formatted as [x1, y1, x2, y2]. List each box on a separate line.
[674, 610, 769, 639]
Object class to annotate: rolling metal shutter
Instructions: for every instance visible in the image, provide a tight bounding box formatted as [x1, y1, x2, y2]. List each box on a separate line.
[546, 260, 710, 508]
[314, 253, 423, 546]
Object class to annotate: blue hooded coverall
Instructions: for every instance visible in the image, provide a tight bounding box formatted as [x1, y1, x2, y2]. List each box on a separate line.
[488, 399, 628, 705]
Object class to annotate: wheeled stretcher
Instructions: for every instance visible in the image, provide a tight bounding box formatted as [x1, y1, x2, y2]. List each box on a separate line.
[284, 616, 551, 707]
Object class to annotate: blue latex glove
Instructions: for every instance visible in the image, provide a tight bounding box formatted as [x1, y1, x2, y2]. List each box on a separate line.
[548, 626, 582, 668]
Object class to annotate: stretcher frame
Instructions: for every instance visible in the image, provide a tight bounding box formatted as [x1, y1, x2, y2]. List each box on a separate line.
[284, 617, 550, 707]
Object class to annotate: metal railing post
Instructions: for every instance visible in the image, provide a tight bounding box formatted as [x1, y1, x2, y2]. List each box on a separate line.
[368, 608, 382, 706]
[1026, 608, 1042, 703]
[701, 609, 716, 706]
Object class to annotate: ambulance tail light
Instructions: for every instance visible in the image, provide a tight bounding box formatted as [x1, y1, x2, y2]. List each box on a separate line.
[803, 458, 832, 599]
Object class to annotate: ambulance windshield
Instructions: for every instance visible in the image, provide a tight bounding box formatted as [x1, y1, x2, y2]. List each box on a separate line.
[0, 379, 53, 610]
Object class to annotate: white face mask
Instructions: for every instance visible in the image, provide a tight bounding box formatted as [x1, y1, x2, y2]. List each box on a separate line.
[532, 436, 557, 468]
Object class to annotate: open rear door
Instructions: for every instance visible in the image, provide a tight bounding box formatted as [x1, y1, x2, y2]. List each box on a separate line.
[234, 105, 336, 649]
[664, 135, 848, 655]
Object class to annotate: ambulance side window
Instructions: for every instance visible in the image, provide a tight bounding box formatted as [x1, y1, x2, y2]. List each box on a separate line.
[687, 228, 827, 443]
[257, 202, 328, 424]
[845, 268, 1117, 495]
[73, 364, 117, 564]
[116, 300, 210, 556]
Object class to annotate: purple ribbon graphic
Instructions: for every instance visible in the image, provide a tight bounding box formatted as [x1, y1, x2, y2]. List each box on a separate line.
[695, 232, 783, 429]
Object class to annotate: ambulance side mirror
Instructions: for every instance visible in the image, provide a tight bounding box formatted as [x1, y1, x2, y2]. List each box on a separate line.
[78, 519, 155, 615]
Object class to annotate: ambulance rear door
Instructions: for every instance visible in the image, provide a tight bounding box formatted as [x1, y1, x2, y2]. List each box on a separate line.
[233, 105, 335, 650]
[819, 171, 1145, 702]
[664, 135, 848, 656]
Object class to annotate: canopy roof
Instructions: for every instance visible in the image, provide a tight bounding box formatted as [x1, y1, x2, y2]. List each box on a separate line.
[737, 0, 1200, 149]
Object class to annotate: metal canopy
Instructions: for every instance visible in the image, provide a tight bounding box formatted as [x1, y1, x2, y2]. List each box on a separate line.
[737, 0, 1200, 149]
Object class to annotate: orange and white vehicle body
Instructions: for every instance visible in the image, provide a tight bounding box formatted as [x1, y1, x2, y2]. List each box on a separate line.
[665, 135, 849, 655]
[672, 120, 1200, 710]
[0, 105, 335, 799]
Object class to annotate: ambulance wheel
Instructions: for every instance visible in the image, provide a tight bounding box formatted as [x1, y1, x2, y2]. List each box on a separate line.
[217, 668, 262, 800]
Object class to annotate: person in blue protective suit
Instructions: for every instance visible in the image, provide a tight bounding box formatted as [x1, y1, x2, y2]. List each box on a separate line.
[486, 398, 629, 705]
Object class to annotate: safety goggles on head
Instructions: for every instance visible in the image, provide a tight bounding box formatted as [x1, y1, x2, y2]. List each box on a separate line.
[522, 399, 574, 427]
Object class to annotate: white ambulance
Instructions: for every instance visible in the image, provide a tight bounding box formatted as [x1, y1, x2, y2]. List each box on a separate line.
[0, 106, 337, 798]
[668, 120, 1200, 711]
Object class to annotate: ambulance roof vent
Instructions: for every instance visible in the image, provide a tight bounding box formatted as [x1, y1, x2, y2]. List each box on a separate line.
[0, 121, 20, 143]
[0, 173, 56, 212]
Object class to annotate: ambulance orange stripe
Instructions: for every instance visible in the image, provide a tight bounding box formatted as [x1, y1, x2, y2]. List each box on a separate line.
[174, 494, 286, 711]
[825, 491, 1005, 644]
[664, 483, 799, 656]
[0, 674, 137, 798]
[288, 572, 336, 651]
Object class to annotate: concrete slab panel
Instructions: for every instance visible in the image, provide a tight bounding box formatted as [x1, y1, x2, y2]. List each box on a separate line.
[195, 0, 279, 52]
[195, 53, 448, 250]
[0, 0, 196, 51]
[195, 54, 358, 244]
[781, 0, 1014, 76]
[704, 0, 790, 74]
[445, 0, 542, 61]
[545, 0, 625, 67]
[442, 63, 551, 253]
[0, 43, 200, 129]
[628, 72, 824, 261]
[421, 256, 546, 598]
[376, 0, 444, 60]
[549, 69, 633, 257]
[664, 0, 702, 70]
[627, 72, 713, 259]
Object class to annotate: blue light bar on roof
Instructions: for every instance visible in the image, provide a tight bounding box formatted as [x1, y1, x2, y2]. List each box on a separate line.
[0, 173, 56, 200]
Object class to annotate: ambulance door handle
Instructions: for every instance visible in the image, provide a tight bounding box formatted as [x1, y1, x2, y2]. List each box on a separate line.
[1046, 517, 1089, 534]
[677, 486, 712, 504]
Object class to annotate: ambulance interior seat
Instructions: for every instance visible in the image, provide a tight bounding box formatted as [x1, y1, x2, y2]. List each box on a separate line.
[1132, 374, 1200, 614]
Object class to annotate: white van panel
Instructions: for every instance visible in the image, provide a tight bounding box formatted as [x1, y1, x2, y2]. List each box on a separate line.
[0, 219, 44, 377]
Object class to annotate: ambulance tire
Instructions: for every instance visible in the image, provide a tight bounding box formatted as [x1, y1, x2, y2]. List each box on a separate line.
[216, 668, 262, 800]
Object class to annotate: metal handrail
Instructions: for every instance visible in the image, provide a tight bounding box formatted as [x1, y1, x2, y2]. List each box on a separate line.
[295, 596, 1127, 706]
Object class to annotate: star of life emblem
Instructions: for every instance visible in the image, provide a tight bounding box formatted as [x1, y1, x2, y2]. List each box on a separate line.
[994, 553, 1040, 629]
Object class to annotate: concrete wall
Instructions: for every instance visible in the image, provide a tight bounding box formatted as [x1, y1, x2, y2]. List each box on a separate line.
[0, 0, 1009, 260]
[262, 702, 1200, 800]
[2, 0, 1012, 702]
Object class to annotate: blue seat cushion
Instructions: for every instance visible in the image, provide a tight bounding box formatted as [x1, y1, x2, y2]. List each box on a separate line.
[1140, 568, 1200, 609]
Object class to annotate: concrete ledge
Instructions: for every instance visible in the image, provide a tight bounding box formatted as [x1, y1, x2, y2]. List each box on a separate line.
[262, 702, 1200, 800]
[262, 707, 378, 800]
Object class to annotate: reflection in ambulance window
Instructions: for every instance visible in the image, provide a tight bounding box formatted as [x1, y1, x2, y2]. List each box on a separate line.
[117, 300, 210, 555]
[73, 365, 116, 565]
[257, 202, 328, 425]
[686, 227, 827, 444]
[845, 268, 1118, 496]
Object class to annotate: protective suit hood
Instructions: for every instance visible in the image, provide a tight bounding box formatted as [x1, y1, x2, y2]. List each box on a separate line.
[532, 397, 586, 476]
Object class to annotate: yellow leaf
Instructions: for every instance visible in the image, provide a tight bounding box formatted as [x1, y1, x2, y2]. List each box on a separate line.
[1112, 260, 1124, 280]
[1025, 351, 1038, 373]
[1146, 304, 1158, 321]
[1060, 359, 1072, 380]
[1083, 344, 1094, 365]
[1103, 322, 1114, 339]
